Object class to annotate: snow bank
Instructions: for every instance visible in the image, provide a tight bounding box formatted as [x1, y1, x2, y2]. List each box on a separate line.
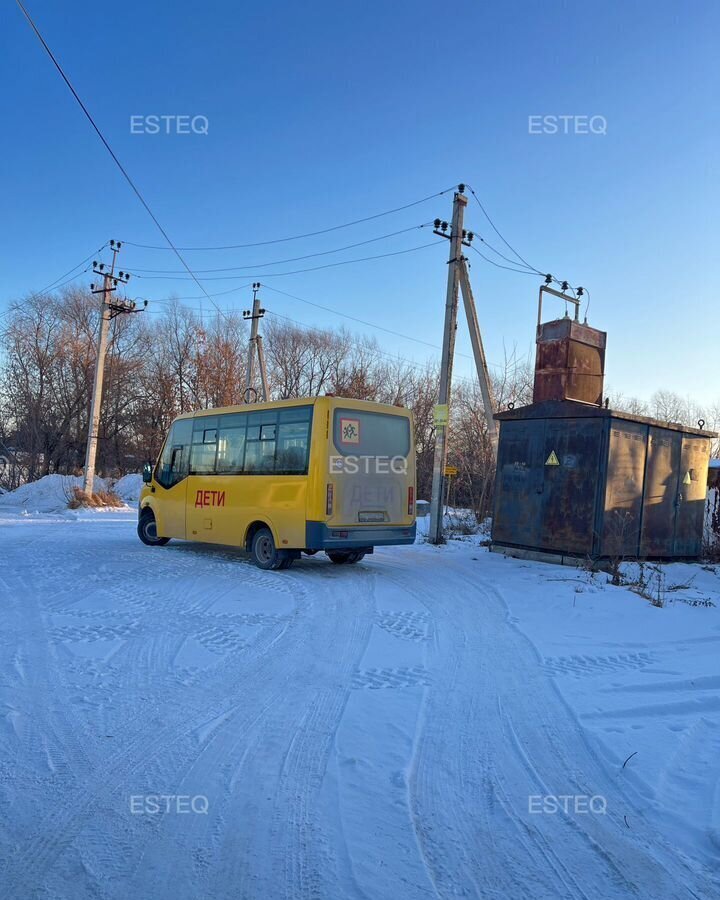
[415, 507, 486, 541]
[0, 474, 111, 513]
[112, 473, 143, 503]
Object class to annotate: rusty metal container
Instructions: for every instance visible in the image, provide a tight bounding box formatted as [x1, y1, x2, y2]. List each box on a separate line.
[491, 399, 715, 561]
[533, 318, 607, 406]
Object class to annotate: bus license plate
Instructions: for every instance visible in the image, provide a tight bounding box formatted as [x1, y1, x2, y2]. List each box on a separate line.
[359, 511, 385, 523]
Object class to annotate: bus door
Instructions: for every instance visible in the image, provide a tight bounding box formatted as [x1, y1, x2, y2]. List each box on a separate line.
[153, 418, 193, 539]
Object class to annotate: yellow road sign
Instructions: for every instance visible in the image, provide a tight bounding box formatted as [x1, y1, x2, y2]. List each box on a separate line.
[444, 465, 458, 477]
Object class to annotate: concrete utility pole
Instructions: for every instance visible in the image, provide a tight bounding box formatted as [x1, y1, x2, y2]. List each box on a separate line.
[458, 259, 498, 454]
[83, 240, 144, 497]
[244, 282, 269, 402]
[428, 189, 467, 544]
[428, 186, 499, 544]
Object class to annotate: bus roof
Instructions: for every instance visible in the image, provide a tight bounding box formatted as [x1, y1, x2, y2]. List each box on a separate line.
[175, 396, 409, 421]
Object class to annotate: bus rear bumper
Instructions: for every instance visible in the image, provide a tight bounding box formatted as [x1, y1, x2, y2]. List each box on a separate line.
[305, 521, 417, 550]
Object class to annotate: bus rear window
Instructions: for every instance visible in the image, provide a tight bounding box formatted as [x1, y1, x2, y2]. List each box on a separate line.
[332, 409, 410, 457]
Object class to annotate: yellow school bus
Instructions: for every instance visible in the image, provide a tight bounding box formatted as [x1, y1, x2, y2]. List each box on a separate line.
[138, 396, 416, 569]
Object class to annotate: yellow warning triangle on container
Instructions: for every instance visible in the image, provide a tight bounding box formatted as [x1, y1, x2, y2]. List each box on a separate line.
[545, 450, 560, 466]
[683, 471, 692, 484]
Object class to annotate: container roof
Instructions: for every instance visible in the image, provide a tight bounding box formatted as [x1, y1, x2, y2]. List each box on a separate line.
[494, 399, 717, 438]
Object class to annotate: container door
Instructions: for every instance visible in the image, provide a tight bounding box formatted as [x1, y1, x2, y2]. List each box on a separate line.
[492, 419, 545, 548]
[640, 428, 681, 556]
[673, 437, 711, 557]
[539, 417, 603, 555]
[600, 422, 647, 558]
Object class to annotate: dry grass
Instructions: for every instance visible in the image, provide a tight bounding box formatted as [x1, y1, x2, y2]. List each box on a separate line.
[68, 487, 124, 509]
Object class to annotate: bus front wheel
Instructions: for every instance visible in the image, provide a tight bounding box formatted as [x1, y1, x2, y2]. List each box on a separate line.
[251, 527, 292, 570]
[327, 550, 366, 565]
[137, 510, 170, 546]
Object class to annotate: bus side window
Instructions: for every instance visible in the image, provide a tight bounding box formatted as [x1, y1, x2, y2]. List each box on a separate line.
[217, 425, 247, 473]
[156, 419, 193, 488]
[191, 418, 219, 474]
[276, 421, 311, 473]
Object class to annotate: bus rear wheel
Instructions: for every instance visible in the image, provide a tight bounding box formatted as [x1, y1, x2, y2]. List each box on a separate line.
[251, 527, 292, 570]
[327, 550, 366, 565]
[137, 510, 170, 546]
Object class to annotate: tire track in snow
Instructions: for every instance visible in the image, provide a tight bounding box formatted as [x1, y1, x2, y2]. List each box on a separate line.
[375, 550, 715, 899]
[0, 546, 307, 897]
[105, 559, 375, 900]
[202, 562, 378, 900]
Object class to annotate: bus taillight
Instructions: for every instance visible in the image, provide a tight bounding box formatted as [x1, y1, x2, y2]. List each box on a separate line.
[408, 486, 414, 517]
[326, 483, 334, 516]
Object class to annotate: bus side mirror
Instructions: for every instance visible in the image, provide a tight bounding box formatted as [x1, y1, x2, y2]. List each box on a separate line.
[142, 463, 153, 484]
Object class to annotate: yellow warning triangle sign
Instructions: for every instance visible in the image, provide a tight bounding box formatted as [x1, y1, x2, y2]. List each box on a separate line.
[545, 450, 560, 466]
[683, 471, 692, 485]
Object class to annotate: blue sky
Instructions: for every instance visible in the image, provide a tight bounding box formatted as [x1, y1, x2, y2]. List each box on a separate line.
[2, 0, 718, 406]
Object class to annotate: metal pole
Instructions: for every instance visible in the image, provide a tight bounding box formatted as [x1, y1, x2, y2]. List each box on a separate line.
[82, 246, 118, 497]
[458, 258, 498, 457]
[428, 190, 467, 544]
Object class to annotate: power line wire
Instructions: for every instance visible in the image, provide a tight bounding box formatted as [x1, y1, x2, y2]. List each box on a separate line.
[258, 311, 515, 392]
[465, 185, 585, 295]
[35, 243, 108, 294]
[1, 268, 92, 322]
[130, 225, 431, 274]
[134, 241, 441, 282]
[144, 286, 529, 382]
[41, 267, 94, 293]
[470, 236, 537, 272]
[15, 0, 230, 323]
[468, 245, 544, 276]
[260, 285, 525, 373]
[148, 282, 258, 303]
[465, 184, 544, 274]
[262, 284, 452, 354]
[123, 187, 458, 252]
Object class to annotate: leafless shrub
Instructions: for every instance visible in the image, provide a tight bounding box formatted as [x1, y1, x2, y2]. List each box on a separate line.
[67, 486, 123, 509]
[603, 509, 636, 586]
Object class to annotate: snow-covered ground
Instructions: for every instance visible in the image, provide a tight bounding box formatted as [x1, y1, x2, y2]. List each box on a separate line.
[0, 507, 718, 899]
